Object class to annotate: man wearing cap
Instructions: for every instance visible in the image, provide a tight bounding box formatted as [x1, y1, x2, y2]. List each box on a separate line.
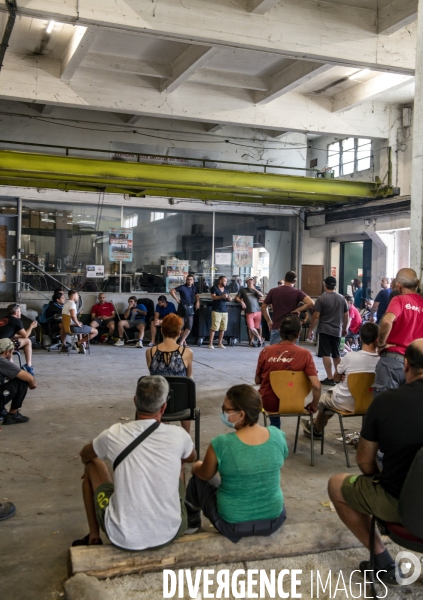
[262, 271, 314, 345]
[0, 338, 36, 425]
[308, 276, 349, 386]
[236, 277, 264, 347]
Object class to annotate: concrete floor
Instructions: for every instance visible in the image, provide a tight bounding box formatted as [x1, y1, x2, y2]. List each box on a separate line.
[0, 341, 365, 600]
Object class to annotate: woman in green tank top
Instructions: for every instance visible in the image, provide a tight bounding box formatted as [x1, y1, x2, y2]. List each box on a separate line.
[185, 384, 288, 543]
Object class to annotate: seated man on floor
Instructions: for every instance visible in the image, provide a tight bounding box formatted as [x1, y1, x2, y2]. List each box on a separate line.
[62, 290, 98, 353]
[148, 295, 176, 347]
[302, 322, 379, 438]
[72, 375, 196, 549]
[255, 315, 321, 429]
[0, 338, 36, 425]
[328, 339, 423, 585]
[0, 303, 37, 375]
[115, 296, 148, 348]
[90, 293, 116, 342]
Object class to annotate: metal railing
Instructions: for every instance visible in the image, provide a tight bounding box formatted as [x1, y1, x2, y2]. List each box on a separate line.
[5, 258, 70, 303]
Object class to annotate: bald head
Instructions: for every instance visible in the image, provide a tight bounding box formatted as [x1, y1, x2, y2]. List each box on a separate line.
[396, 268, 419, 291]
[404, 339, 423, 381]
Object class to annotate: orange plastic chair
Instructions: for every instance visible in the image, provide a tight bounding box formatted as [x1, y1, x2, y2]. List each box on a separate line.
[61, 314, 90, 355]
[320, 372, 375, 467]
[266, 370, 315, 466]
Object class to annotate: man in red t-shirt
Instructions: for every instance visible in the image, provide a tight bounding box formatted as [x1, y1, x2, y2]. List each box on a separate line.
[261, 271, 314, 345]
[374, 268, 423, 395]
[90, 293, 116, 341]
[255, 315, 321, 428]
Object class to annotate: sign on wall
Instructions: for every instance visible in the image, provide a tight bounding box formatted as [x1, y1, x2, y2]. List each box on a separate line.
[108, 228, 133, 262]
[232, 235, 253, 268]
[86, 265, 105, 278]
[215, 252, 232, 265]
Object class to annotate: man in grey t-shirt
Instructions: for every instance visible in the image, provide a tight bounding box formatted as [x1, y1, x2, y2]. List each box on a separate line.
[308, 276, 349, 386]
[235, 278, 263, 346]
[0, 338, 36, 424]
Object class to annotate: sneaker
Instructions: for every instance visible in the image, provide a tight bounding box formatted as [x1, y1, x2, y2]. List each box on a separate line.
[3, 411, 30, 425]
[0, 502, 16, 521]
[217, 344, 226, 349]
[184, 526, 200, 535]
[320, 377, 335, 386]
[22, 364, 35, 376]
[148, 342, 155, 347]
[136, 341, 143, 348]
[0, 408, 8, 422]
[300, 417, 322, 439]
[60, 345, 68, 353]
[78, 343, 86, 355]
[114, 339, 124, 346]
[208, 344, 214, 349]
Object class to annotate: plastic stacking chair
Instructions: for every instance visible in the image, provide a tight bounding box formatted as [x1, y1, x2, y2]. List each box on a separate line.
[61, 314, 90, 356]
[137, 375, 200, 459]
[264, 371, 315, 465]
[367, 447, 423, 598]
[320, 372, 374, 468]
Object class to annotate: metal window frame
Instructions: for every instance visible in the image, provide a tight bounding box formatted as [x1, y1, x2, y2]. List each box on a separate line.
[327, 138, 372, 177]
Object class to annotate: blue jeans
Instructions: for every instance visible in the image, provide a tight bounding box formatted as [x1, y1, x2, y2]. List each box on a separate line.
[270, 330, 281, 345]
[269, 416, 281, 428]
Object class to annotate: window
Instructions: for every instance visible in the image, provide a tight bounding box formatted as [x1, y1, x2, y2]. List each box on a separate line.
[327, 138, 371, 176]
[124, 213, 138, 228]
[150, 212, 165, 222]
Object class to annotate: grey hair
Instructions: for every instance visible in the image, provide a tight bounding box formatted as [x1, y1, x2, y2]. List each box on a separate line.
[396, 269, 419, 290]
[135, 376, 169, 413]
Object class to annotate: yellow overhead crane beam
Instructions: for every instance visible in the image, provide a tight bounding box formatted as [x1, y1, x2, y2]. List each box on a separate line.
[0, 150, 399, 207]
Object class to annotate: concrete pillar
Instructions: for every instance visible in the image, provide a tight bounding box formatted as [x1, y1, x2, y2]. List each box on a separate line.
[410, 0, 423, 280]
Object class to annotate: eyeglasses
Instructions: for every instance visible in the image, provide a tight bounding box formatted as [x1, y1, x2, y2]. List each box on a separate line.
[221, 405, 240, 414]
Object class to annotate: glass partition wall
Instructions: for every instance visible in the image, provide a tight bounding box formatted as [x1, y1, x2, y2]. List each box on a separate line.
[1, 199, 294, 294]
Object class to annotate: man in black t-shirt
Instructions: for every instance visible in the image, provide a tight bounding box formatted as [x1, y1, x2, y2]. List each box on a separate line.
[170, 275, 200, 346]
[209, 276, 229, 349]
[0, 304, 38, 375]
[328, 339, 423, 584]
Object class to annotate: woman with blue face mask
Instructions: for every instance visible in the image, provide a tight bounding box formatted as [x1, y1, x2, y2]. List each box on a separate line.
[185, 385, 288, 543]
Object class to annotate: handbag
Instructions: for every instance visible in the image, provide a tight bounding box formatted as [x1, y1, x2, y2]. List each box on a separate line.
[113, 420, 160, 471]
[180, 304, 195, 317]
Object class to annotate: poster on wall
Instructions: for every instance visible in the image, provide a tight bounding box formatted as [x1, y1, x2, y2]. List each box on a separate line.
[86, 265, 105, 278]
[165, 258, 190, 292]
[232, 235, 254, 268]
[215, 252, 232, 265]
[108, 228, 133, 262]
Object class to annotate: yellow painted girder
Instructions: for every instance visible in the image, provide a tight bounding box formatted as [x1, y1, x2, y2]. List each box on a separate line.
[0, 150, 398, 206]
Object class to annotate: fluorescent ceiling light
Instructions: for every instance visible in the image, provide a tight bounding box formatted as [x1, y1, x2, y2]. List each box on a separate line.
[348, 69, 370, 81]
[46, 21, 55, 34]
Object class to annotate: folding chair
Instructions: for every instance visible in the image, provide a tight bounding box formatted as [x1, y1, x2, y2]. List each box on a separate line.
[61, 314, 90, 355]
[320, 372, 374, 467]
[368, 447, 423, 598]
[137, 375, 200, 458]
[13, 349, 22, 368]
[264, 371, 315, 466]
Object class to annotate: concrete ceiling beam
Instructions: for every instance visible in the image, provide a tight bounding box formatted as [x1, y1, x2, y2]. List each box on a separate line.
[27, 103, 54, 114]
[332, 73, 414, 113]
[256, 62, 332, 104]
[60, 26, 99, 81]
[377, 0, 418, 35]
[82, 53, 171, 78]
[190, 69, 270, 91]
[0, 53, 392, 138]
[249, 0, 280, 15]
[8, 0, 416, 75]
[160, 46, 220, 93]
[204, 123, 223, 132]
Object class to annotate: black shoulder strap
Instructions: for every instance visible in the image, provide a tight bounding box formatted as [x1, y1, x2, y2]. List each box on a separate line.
[113, 420, 160, 471]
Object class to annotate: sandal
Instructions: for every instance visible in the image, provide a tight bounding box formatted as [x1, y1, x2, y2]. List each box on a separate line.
[72, 534, 103, 547]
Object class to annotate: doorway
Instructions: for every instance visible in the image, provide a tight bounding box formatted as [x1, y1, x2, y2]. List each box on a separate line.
[0, 214, 18, 302]
[339, 240, 372, 301]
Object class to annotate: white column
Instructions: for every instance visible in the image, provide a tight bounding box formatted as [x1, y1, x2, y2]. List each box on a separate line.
[410, 0, 423, 280]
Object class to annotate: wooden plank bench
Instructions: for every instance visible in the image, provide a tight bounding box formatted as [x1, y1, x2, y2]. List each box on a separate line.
[69, 521, 361, 579]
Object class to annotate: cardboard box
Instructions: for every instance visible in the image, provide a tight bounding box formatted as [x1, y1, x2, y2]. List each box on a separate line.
[2, 206, 17, 214]
[56, 210, 72, 230]
[22, 217, 30, 228]
[30, 210, 40, 228]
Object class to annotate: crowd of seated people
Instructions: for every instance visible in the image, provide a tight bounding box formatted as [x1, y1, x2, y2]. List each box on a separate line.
[4, 266, 422, 590]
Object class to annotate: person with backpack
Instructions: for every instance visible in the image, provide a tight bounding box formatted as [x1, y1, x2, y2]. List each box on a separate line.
[72, 376, 196, 549]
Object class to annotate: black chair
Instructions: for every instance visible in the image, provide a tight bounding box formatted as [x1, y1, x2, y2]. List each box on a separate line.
[368, 447, 423, 597]
[137, 375, 200, 459]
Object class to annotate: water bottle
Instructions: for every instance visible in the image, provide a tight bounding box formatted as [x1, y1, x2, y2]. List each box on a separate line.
[340, 337, 345, 352]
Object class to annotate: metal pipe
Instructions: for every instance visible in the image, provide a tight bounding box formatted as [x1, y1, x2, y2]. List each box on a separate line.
[0, 1, 17, 72]
[211, 211, 216, 279]
[16, 195, 22, 301]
